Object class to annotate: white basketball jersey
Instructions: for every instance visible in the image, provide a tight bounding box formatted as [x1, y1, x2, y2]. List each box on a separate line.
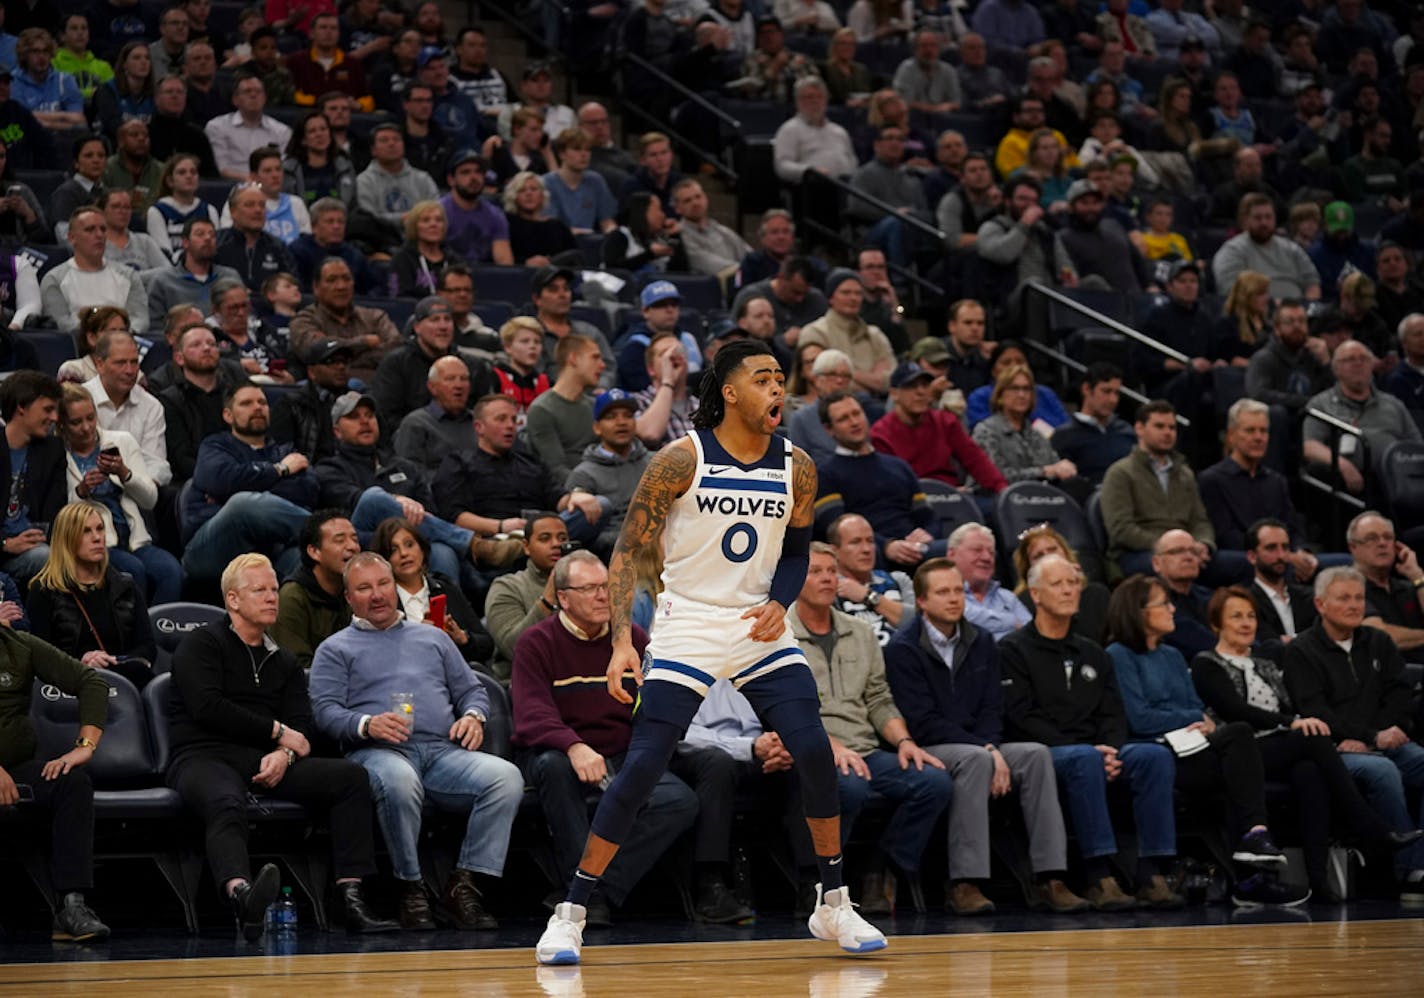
[660, 429, 794, 609]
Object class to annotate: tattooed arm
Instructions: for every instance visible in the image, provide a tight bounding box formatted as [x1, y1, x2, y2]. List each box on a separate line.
[603, 439, 696, 702]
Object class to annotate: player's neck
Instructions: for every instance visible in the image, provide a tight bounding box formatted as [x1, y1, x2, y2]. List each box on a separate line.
[711, 421, 770, 464]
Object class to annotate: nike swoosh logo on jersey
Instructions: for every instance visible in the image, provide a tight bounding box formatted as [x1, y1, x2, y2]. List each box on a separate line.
[707, 465, 734, 475]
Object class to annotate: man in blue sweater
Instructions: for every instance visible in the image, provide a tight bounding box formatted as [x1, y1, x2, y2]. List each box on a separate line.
[309, 552, 524, 931]
[884, 559, 1088, 917]
[813, 392, 938, 571]
[181, 383, 317, 585]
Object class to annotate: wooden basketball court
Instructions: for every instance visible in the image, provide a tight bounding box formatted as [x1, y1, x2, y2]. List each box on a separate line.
[6, 919, 1423, 996]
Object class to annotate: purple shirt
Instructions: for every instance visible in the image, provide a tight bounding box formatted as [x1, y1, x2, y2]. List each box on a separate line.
[440, 193, 509, 264]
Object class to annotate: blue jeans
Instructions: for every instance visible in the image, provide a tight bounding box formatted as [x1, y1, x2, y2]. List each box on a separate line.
[1341, 744, 1424, 876]
[110, 544, 183, 605]
[181, 492, 310, 584]
[348, 740, 524, 882]
[1050, 742, 1176, 859]
[863, 215, 910, 268]
[350, 487, 474, 582]
[0, 542, 49, 588]
[837, 748, 953, 874]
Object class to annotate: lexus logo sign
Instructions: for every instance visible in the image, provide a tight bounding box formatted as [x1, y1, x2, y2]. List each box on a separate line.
[40, 685, 117, 701]
[155, 618, 205, 634]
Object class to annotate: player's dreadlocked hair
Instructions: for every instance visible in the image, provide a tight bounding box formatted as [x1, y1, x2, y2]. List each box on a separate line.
[691, 338, 774, 429]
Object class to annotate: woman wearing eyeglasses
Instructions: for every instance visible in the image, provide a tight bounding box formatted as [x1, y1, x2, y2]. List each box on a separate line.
[972, 363, 1089, 502]
[1191, 585, 1419, 901]
[1105, 574, 1309, 908]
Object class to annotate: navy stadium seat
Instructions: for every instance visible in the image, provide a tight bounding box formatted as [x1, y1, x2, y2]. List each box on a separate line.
[918, 478, 985, 538]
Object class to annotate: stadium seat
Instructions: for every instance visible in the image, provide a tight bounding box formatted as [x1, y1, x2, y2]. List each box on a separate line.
[355, 296, 414, 329]
[575, 232, 606, 267]
[19, 331, 76, 373]
[473, 266, 536, 306]
[715, 99, 793, 138]
[14, 169, 66, 210]
[569, 303, 612, 337]
[198, 179, 236, 211]
[1085, 488, 1109, 555]
[638, 272, 723, 312]
[1379, 440, 1424, 526]
[475, 672, 513, 761]
[149, 601, 227, 675]
[473, 301, 514, 329]
[993, 481, 1103, 582]
[918, 478, 985, 537]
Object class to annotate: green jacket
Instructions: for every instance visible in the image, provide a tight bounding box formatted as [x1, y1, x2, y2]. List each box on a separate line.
[1099, 446, 1216, 559]
[52, 50, 114, 98]
[0, 629, 108, 769]
[486, 564, 554, 681]
[787, 604, 900, 755]
[271, 569, 352, 670]
[101, 155, 164, 213]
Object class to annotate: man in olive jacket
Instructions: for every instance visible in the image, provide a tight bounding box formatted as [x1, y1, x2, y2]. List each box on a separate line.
[0, 627, 111, 941]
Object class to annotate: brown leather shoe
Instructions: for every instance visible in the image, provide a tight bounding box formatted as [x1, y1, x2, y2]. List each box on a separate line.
[439, 868, 498, 930]
[947, 881, 996, 916]
[398, 879, 436, 931]
[473, 537, 524, 568]
[858, 870, 895, 916]
[1032, 878, 1090, 913]
[1136, 874, 1186, 910]
[1086, 875, 1137, 911]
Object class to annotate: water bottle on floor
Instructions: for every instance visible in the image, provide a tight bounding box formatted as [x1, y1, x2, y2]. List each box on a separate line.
[265, 886, 298, 955]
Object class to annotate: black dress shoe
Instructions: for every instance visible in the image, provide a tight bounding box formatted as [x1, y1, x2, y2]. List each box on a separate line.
[231, 864, 281, 942]
[437, 869, 498, 930]
[397, 880, 436, 931]
[1386, 829, 1424, 849]
[694, 879, 755, 924]
[336, 881, 398, 934]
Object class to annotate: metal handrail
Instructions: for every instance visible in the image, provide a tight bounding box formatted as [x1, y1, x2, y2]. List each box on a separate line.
[815, 172, 947, 244]
[1304, 407, 1364, 439]
[1301, 406, 1370, 540]
[797, 217, 941, 296]
[620, 52, 742, 132]
[1020, 338, 1193, 427]
[1025, 282, 1190, 365]
[475, 0, 576, 105]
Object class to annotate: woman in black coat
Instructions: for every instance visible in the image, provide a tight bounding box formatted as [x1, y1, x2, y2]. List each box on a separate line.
[27, 501, 155, 689]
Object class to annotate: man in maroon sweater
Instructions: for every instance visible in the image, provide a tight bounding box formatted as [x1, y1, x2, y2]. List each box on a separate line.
[510, 551, 697, 924]
[871, 363, 1007, 495]
[289, 13, 374, 111]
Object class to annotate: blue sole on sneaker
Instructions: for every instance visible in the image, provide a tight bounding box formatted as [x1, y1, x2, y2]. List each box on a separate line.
[540, 951, 580, 965]
[842, 939, 887, 953]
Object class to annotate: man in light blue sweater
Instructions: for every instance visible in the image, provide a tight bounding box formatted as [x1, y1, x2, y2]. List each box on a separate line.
[310, 552, 524, 933]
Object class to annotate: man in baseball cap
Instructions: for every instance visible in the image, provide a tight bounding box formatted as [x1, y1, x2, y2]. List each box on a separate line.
[615, 280, 704, 392]
[370, 295, 492, 427]
[567, 389, 649, 556]
[445, 148, 513, 265]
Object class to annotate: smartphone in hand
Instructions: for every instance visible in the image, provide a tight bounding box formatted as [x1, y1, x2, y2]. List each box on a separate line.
[429, 594, 447, 630]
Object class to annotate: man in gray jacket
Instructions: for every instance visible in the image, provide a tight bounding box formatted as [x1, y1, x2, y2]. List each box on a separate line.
[146, 218, 240, 316]
[564, 390, 650, 557]
[849, 126, 931, 268]
[355, 124, 440, 232]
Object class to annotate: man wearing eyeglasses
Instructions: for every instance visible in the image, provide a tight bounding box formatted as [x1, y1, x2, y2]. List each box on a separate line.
[510, 550, 697, 926]
[1347, 511, 1424, 664]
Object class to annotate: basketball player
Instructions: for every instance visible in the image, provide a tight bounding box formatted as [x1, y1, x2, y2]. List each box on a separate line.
[536, 339, 888, 965]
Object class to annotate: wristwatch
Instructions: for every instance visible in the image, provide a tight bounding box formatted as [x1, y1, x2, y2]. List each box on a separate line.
[864, 589, 883, 609]
[74, 737, 97, 750]
[465, 709, 487, 724]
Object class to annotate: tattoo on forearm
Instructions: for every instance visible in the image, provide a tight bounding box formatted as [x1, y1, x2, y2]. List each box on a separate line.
[608, 444, 695, 641]
[791, 447, 817, 528]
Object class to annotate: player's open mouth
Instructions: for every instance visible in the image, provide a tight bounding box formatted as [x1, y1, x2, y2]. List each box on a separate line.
[767, 404, 782, 427]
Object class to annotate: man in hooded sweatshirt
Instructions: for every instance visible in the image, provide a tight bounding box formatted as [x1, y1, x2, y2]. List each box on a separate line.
[564, 390, 651, 558]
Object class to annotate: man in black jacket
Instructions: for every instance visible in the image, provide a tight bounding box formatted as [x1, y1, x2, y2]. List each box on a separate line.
[269, 509, 357, 671]
[1283, 566, 1424, 897]
[369, 296, 491, 431]
[270, 338, 355, 464]
[214, 185, 297, 292]
[1245, 517, 1317, 655]
[883, 560, 1087, 916]
[0, 372, 66, 585]
[1136, 261, 1216, 407]
[0, 628, 110, 942]
[999, 555, 1181, 909]
[166, 552, 396, 939]
[158, 323, 249, 481]
[315, 391, 484, 579]
[181, 384, 318, 585]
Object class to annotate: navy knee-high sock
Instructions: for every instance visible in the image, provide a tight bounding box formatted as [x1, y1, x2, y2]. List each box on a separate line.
[779, 722, 844, 893]
[567, 718, 682, 906]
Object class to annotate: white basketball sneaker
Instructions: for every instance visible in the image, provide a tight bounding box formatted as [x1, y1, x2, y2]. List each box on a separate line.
[536, 902, 586, 965]
[807, 884, 888, 954]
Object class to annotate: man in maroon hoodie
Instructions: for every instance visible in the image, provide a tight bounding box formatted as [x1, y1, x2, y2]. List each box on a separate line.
[871, 362, 1007, 495]
[510, 551, 697, 924]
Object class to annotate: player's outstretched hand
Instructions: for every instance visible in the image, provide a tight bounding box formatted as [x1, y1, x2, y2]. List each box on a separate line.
[742, 601, 787, 642]
[606, 642, 642, 703]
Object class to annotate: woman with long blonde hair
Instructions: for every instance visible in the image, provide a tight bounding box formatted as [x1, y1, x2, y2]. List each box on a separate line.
[27, 500, 157, 689]
[1215, 270, 1271, 365]
[392, 199, 449, 297]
